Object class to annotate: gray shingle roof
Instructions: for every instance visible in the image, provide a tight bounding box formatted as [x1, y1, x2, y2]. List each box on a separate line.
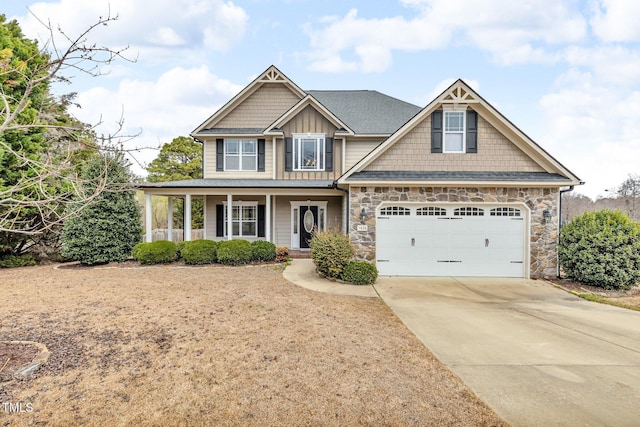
[307, 90, 421, 135]
[346, 171, 573, 182]
[197, 128, 264, 135]
[138, 179, 336, 189]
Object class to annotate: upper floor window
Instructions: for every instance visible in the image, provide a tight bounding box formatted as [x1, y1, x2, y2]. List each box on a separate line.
[293, 134, 325, 171]
[444, 111, 465, 153]
[225, 139, 257, 171]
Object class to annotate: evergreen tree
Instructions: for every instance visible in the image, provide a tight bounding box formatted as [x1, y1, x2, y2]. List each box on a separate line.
[61, 153, 142, 265]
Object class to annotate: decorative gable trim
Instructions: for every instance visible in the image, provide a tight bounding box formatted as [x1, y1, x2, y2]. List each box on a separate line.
[191, 65, 306, 136]
[264, 95, 354, 136]
[338, 79, 581, 186]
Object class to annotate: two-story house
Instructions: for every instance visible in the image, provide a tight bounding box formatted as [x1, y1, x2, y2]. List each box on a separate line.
[139, 65, 582, 279]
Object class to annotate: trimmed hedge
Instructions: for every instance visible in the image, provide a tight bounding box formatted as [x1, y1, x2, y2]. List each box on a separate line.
[310, 230, 354, 279]
[251, 240, 276, 262]
[342, 260, 378, 285]
[0, 254, 36, 268]
[559, 209, 640, 290]
[180, 239, 218, 265]
[217, 239, 253, 265]
[133, 240, 177, 265]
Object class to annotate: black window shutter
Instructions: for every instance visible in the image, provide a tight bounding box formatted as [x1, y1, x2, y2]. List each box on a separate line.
[257, 139, 266, 171]
[285, 137, 293, 171]
[257, 205, 265, 237]
[466, 110, 478, 153]
[431, 110, 443, 153]
[216, 139, 224, 171]
[216, 204, 224, 237]
[325, 137, 333, 172]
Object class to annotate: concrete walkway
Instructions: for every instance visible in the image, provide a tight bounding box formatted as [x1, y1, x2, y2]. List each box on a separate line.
[374, 276, 640, 427]
[284, 260, 640, 426]
[283, 258, 377, 298]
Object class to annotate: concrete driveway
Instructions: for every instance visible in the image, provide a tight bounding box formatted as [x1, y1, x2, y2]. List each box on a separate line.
[374, 276, 640, 427]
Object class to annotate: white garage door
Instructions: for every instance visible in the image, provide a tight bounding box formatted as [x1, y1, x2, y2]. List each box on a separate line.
[376, 205, 526, 277]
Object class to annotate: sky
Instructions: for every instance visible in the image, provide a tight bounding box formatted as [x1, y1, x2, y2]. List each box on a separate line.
[4, 0, 640, 199]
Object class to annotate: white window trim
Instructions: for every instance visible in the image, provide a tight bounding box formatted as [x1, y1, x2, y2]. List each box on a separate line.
[224, 139, 258, 171]
[222, 201, 258, 237]
[293, 133, 325, 171]
[443, 110, 466, 153]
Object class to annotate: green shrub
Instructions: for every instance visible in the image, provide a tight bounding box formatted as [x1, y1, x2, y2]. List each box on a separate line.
[251, 240, 276, 262]
[133, 240, 177, 265]
[310, 230, 354, 279]
[341, 260, 378, 285]
[0, 254, 36, 268]
[559, 209, 640, 290]
[176, 241, 187, 259]
[217, 239, 253, 265]
[180, 240, 218, 265]
[275, 246, 289, 263]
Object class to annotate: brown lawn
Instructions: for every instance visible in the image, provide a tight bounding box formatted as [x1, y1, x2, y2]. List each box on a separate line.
[0, 264, 506, 426]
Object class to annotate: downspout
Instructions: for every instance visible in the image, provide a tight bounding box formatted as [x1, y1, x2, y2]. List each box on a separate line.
[332, 181, 349, 234]
[557, 185, 575, 278]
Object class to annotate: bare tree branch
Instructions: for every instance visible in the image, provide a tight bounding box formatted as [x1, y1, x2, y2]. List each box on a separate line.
[0, 11, 141, 236]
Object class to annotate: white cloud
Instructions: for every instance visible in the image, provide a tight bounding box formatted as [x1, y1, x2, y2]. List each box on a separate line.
[539, 72, 640, 199]
[590, 0, 640, 42]
[304, 0, 587, 72]
[70, 66, 243, 176]
[17, 0, 248, 56]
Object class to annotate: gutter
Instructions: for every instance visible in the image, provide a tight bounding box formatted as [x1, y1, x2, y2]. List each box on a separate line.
[557, 185, 575, 278]
[332, 181, 350, 234]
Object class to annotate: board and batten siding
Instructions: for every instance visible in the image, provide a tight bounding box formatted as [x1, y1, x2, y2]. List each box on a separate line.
[214, 83, 301, 129]
[365, 114, 544, 172]
[203, 139, 273, 179]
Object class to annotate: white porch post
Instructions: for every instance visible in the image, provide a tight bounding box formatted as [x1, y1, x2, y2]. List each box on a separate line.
[227, 194, 233, 240]
[167, 197, 174, 242]
[266, 194, 271, 242]
[145, 193, 153, 242]
[184, 194, 192, 241]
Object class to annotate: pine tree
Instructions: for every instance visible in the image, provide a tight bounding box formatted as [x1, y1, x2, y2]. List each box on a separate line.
[61, 153, 142, 265]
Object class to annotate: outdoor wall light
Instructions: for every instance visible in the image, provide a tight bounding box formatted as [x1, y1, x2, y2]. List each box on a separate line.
[360, 207, 367, 222]
[542, 209, 552, 223]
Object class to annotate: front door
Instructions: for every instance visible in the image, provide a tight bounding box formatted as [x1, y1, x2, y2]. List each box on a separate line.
[299, 206, 318, 249]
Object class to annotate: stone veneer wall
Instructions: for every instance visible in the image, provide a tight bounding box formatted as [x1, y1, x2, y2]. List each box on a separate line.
[349, 186, 560, 279]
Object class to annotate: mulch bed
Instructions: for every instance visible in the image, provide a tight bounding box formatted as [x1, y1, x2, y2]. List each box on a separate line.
[0, 343, 39, 383]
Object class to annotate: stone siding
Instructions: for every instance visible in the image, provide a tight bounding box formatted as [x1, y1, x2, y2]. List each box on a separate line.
[349, 186, 559, 279]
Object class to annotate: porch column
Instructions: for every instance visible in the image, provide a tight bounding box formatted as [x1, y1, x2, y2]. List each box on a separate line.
[167, 197, 174, 242]
[145, 193, 153, 242]
[184, 194, 192, 241]
[266, 194, 271, 242]
[227, 194, 233, 240]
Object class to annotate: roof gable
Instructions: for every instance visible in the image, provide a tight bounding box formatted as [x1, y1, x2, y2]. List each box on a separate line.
[265, 95, 353, 135]
[339, 79, 581, 186]
[192, 65, 306, 136]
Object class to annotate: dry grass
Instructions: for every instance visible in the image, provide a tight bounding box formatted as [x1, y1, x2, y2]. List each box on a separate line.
[552, 279, 640, 311]
[0, 264, 505, 426]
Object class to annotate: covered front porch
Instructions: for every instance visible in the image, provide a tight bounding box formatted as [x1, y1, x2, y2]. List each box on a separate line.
[138, 179, 346, 249]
